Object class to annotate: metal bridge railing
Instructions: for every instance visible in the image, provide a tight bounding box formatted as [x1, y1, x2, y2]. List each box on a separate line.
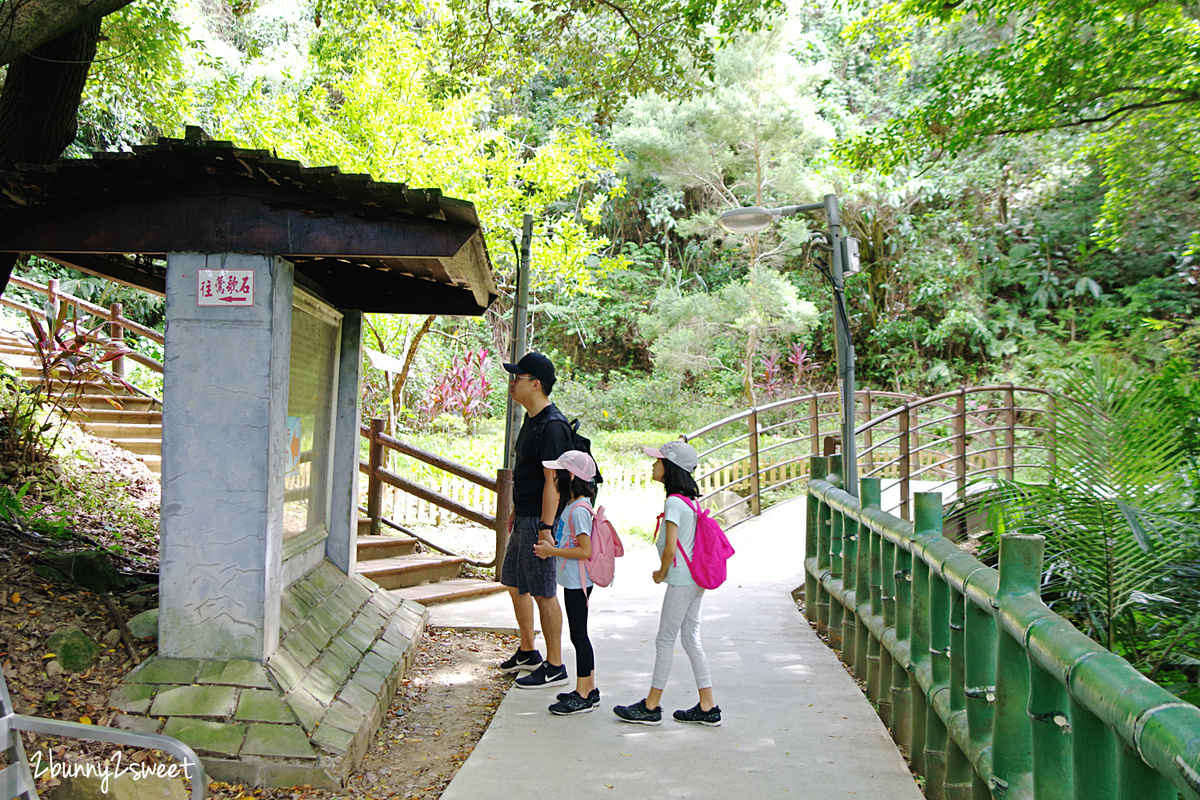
[804, 456, 1200, 800]
[685, 386, 1054, 528]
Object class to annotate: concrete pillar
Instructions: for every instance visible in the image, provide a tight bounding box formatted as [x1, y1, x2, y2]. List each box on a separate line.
[159, 253, 294, 662]
[326, 309, 362, 574]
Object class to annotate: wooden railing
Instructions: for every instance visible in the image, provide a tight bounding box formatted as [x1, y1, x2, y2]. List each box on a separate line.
[359, 418, 513, 571]
[1, 276, 164, 399]
[683, 386, 1056, 527]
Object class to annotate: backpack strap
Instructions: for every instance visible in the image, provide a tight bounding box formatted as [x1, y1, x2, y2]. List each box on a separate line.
[564, 499, 595, 593]
[664, 494, 700, 569]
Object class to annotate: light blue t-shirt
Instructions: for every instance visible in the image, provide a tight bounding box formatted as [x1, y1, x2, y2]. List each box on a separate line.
[554, 498, 594, 589]
[656, 495, 698, 586]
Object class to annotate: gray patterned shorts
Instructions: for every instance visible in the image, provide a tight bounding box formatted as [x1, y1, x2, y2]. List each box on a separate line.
[501, 515, 557, 598]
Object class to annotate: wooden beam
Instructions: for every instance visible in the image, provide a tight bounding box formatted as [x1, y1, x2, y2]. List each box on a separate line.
[294, 260, 493, 315]
[37, 253, 165, 296]
[0, 191, 478, 259]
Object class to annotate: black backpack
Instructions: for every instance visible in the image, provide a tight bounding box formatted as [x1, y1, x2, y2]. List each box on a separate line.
[566, 417, 604, 487]
[545, 414, 603, 487]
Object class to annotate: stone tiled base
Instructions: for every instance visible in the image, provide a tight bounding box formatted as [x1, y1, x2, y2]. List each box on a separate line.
[108, 560, 427, 789]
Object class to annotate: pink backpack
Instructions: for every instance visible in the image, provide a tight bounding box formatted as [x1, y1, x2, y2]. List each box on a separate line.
[566, 502, 624, 588]
[668, 494, 735, 590]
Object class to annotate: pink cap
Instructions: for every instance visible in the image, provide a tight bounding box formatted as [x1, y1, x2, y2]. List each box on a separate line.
[543, 450, 597, 482]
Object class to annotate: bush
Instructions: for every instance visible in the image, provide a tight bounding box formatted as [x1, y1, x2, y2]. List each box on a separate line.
[552, 373, 735, 434]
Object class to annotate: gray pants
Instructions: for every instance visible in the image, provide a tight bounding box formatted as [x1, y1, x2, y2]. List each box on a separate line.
[651, 583, 712, 691]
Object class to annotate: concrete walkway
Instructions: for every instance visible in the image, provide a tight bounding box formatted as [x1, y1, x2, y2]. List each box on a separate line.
[429, 499, 923, 799]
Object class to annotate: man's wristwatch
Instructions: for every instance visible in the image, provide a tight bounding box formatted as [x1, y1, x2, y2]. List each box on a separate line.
[538, 522, 553, 531]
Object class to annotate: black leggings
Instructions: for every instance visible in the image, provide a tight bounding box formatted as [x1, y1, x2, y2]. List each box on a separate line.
[564, 586, 594, 678]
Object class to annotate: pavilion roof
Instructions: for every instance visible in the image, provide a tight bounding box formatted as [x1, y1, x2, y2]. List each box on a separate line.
[0, 130, 497, 314]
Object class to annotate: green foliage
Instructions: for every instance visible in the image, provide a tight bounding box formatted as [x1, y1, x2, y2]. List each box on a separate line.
[840, 0, 1200, 254]
[437, 0, 783, 120]
[640, 264, 820, 401]
[0, 372, 54, 483]
[552, 373, 734, 433]
[77, 1, 200, 149]
[209, 19, 624, 295]
[610, 21, 836, 263]
[985, 357, 1200, 672]
[535, 242, 669, 375]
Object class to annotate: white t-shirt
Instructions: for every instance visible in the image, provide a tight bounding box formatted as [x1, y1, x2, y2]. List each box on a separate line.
[656, 495, 698, 586]
[554, 498, 594, 589]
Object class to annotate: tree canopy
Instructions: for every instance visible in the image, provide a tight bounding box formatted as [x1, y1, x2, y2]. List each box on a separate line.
[838, 0, 1200, 250]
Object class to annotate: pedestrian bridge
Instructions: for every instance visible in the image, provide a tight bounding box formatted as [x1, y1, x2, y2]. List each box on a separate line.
[425, 457, 1200, 800]
[431, 497, 923, 799]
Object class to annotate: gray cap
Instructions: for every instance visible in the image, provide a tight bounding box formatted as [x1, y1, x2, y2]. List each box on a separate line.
[643, 440, 699, 473]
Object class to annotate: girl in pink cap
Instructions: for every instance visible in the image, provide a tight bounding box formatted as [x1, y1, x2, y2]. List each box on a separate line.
[613, 439, 721, 726]
[533, 450, 601, 714]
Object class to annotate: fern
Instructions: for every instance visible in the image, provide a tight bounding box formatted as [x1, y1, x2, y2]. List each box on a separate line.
[990, 356, 1200, 661]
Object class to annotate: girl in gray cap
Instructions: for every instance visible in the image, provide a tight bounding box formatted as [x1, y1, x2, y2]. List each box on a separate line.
[613, 440, 722, 726]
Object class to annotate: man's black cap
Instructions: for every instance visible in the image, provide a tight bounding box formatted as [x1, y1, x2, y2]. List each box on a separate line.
[503, 352, 556, 388]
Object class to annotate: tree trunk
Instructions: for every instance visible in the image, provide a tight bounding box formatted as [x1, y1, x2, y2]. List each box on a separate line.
[0, 19, 100, 294]
[0, 0, 131, 66]
[391, 314, 436, 427]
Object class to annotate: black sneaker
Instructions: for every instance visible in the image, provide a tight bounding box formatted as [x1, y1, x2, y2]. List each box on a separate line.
[499, 648, 542, 673]
[558, 688, 600, 705]
[613, 699, 662, 725]
[549, 691, 596, 715]
[673, 703, 722, 727]
[515, 661, 569, 689]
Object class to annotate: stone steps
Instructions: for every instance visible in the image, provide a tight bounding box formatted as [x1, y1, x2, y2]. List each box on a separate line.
[0, 330, 164, 474]
[387, 577, 507, 605]
[354, 554, 467, 590]
[355, 534, 419, 559]
[354, 529, 503, 603]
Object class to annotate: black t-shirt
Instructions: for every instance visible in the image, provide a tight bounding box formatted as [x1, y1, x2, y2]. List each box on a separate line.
[513, 403, 573, 517]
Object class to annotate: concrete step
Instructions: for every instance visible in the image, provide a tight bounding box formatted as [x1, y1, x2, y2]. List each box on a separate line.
[101, 437, 162, 456]
[72, 408, 162, 425]
[76, 421, 162, 440]
[355, 554, 466, 590]
[140, 455, 161, 474]
[14, 382, 158, 409]
[356, 534, 419, 561]
[70, 394, 159, 411]
[387, 578, 507, 606]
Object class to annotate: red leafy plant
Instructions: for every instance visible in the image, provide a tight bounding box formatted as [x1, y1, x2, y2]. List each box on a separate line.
[418, 348, 494, 432]
[3, 300, 136, 462]
[755, 342, 822, 401]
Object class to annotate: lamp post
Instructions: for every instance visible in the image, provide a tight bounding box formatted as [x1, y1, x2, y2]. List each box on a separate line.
[717, 193, 860, 498]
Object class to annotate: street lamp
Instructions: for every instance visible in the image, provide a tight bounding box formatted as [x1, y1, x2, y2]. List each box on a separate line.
[717, 194, 860, 498]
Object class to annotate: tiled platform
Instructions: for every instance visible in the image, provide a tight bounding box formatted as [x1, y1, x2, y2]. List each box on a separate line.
[109, 560, 426, 789]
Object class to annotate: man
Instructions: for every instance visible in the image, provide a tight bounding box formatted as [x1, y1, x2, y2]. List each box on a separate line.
[499, 351, 573, 688]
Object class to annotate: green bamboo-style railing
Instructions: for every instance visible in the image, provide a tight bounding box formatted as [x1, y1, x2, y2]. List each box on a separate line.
[805, 455, 1200, 800]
